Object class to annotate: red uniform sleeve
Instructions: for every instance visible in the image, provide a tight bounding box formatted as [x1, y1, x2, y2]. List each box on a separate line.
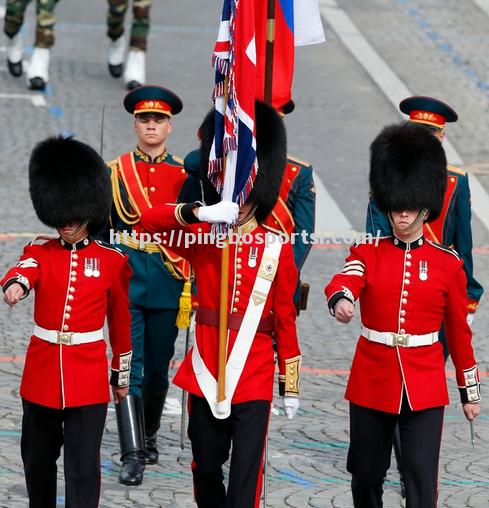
[1, 244, 42, 297]
[107, 255, 133, 387]
[140, 203, 206, 262]
[274, 241, 302, 397]
[324, 244, 368, 315]
[444, 261, 481, 403]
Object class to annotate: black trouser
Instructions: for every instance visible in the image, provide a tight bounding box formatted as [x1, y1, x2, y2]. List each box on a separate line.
[21, 399, 107, 508]
[348, 397, 444, 508]
[188, 395, 270, 508]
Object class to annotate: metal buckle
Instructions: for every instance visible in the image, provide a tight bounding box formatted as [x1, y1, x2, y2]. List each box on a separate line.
[57, 332, 74, 345]
[391, 333, 410, 347]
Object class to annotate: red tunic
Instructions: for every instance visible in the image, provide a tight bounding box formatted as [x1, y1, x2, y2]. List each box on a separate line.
[1, 238, 132, 409]
[141, 204, 301, 403]
[325, 236, 479, 414]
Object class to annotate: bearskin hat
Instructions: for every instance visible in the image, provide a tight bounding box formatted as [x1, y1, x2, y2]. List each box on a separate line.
[199, 101, 287, 222]
[369, 122, 447, 222]
[29, 137, 112, 234]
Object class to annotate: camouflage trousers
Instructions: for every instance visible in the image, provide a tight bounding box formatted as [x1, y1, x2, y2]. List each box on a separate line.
[107, 0, 152, 51]
[4, 0, 60, 48]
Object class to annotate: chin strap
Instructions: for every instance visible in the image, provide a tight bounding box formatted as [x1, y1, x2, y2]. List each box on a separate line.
[388, 209, 428, 236]
[57, 221, 89, 244]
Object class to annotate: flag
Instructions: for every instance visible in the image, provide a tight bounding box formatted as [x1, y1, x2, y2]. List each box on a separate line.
[294, 0, 325, 47]
[254, 0, 324, 111]
[209, 0, 258, 208]
[255, 0, 295, 110]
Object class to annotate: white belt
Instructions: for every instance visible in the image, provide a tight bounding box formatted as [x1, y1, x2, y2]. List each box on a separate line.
[361, 325, 438, 348]
[33, 325, 104, 346]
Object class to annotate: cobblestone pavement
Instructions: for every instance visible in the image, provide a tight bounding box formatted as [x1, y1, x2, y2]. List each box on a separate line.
[0, 0, 489, 506]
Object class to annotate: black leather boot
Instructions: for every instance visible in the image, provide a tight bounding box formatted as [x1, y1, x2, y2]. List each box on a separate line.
[142, 386, 167, 465]
[116, 394, 146, 486]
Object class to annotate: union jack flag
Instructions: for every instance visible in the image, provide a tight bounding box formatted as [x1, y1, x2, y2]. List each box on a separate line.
[209, 0, 257, 208]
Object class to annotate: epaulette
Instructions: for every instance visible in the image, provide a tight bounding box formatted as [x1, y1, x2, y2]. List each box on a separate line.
[107, 158, 119, 169]
[94, 239, 124, 257]
[172, 155, 184, 165]
[427, 240, 461, 260]
[447, 165, 466, 176]
[29, 234, 57, 246]
[287, 154, 311, 168]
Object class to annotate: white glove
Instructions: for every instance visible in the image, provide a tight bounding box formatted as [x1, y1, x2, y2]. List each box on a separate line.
[197, 201, 239, 225]
[282, 396, 300, 419]
[467, 313, 475, 327]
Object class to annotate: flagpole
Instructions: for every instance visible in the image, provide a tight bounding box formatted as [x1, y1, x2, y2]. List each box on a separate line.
[217, 75, 231, 404]
[264, 0, 276, 104]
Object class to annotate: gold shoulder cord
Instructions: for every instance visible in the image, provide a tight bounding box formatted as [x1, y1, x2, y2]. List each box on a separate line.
[110, 163, 139, 225]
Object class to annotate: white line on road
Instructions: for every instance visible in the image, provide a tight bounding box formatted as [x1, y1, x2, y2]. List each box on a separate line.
[314, 170, 354, 234]
[0, 92, 46, 107]
[319, 0, 489, 233]
[472, 0, 489, 18]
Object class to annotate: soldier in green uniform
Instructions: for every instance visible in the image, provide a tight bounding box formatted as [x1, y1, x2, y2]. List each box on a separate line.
[106, 0, 152, 90]
[101, 85, 199, 486]
[4, 0, 59, 89]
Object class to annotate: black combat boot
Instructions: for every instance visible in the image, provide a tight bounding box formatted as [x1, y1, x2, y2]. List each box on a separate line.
[116, 394, 146, 486]
[142, 386, 168, 465]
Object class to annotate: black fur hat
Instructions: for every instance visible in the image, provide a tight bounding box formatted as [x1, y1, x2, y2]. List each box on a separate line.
[199, 101, 287, 222]
[29, 137, 112, 234]
[369, 122, 447, 222]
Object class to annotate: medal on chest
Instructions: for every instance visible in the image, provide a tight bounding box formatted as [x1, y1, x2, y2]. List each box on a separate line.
[419, 260, 428, 281]
[84, 258, 101, 278]
[248, 247, 258, 268]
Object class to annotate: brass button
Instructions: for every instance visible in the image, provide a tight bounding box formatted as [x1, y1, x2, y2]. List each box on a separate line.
[63, 324, 69, 331]
[400, 329, 406, 334]
[150, 186, 156, 192]
[71, 271, 77, 276]
[238, 248, 243, 253]
[71, 277, 76, 282]
[450, 177, 455, 182]
[400, 310, 406, 316]
[406, 253, 412, 259]
[238, 241, 243, 247]
[232, 307, 238, 313]
[291, 166, 298, 172]
[236, 274, 242, 279]
[150, 167, 155, 173]
[64, 313, 71, 320]
[236, 281, 242, 286]
[400, 318, 405, 323]
[71, 261, 78, 267]
[402, 298, 407, 304]
[234, 297, 239, 303]
[72, 254, 78, 260]
[405, 261, 411, 267]
[66, 306, 72, 312]
[69, 287, 75, 293]
[405, 272, 411, 278]
[235, 290, 240, 296]
[236, 264, 242, 270]
[68, 295, 74, 301]
[181, 168, 185, 174]
[237, 258, 242, 263]
[403, 291, 408, 296]
[404, 279, 410, 285]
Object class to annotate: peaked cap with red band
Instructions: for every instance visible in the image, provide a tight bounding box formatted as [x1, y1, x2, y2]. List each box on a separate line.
[399, 96, 458, 128]
[123, 85, 183, 117]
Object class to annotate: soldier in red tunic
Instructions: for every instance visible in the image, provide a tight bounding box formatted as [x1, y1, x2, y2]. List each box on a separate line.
[1, 137, 132, 508]
[325, 122, 480, 508]
[141, 102, 301, 508]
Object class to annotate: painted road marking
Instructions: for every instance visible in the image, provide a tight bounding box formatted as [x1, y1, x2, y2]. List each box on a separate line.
[0, 92, 46, 107]
[319, 0, 489, 234]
